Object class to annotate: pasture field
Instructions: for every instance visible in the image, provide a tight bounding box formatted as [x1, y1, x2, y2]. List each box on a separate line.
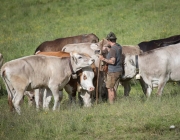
[0, 0, 180, 139]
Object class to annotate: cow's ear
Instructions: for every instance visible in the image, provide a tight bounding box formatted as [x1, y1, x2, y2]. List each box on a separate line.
[70, 51, 78, 57]
[90, 43, 98, 50]
[70, 51, 78, 64]
[71, 54, 77, 64]
[73, 57, 77, 64]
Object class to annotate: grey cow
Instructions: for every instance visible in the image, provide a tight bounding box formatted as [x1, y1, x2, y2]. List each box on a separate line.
[1, 52, 94, 114]
[123, 43, 180, 97]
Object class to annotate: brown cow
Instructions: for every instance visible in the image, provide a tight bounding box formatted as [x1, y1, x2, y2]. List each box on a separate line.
[34, 33, 99, 53]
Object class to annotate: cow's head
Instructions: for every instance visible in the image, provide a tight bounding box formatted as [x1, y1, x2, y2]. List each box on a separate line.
[122, 54, 137, 79]
[90, 43, 101, 55]
[79, 66, 95, 92]
[70, 51, 94, 72]
[98, 38, 110, 49]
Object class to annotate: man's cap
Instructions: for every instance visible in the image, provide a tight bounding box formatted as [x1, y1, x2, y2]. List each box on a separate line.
[106, 32, 117, 40]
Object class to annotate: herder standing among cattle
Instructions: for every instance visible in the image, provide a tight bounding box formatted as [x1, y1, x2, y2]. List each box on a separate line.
[98, 32, 123, 104]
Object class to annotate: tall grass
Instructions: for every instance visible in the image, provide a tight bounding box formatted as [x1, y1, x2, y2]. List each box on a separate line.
[0, 0, 180, 139]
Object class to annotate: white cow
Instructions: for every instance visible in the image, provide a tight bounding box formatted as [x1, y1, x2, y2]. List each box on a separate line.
[123, 43, 180, 97]
[1, 52, 94, 114]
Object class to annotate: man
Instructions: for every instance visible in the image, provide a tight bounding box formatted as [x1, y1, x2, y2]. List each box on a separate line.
[99, 32, 122, 104]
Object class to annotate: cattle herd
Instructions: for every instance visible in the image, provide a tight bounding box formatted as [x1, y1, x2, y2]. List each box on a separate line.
[0, 33, 180, 114]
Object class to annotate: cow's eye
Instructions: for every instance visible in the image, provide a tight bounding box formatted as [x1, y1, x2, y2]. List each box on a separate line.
[83, 75, 87, 80]
[78, 56, 82, 59]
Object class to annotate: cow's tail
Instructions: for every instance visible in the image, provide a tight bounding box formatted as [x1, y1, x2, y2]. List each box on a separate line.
[1, 69, 15, 111]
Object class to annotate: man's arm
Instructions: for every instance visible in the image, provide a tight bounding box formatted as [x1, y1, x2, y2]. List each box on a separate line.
[98, 55, 116, 65]
[102, 57, 115, 64]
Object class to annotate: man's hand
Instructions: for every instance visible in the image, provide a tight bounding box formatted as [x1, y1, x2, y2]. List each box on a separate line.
[98, 55, 104, 60]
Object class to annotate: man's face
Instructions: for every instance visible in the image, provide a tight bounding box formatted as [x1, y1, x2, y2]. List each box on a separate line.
[107, 39, 113, 47]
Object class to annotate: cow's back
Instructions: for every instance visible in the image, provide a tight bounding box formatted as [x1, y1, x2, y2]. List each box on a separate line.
[36, 51, 70, 57]
[1, 55, 71, 89]
[34, 33, 99, 53]
[138, 34, 180, 52]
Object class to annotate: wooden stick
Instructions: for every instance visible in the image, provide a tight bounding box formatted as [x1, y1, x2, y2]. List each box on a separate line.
[96, 60, 101, 104]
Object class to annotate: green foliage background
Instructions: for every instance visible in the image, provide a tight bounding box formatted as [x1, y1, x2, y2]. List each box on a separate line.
[0, 0, 180, 139]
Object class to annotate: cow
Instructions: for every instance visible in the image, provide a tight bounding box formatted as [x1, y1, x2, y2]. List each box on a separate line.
[35, 51, 97, 108]
[123, 43, 180, 97]
[134, 34, 180, 94]
[116, 35, 180, 96]
[34, 33, 99, 53]
[1, 52, 94, 114]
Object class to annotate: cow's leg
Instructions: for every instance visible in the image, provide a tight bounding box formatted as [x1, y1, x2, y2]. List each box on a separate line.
[121, 81, 131, 96]
[39, 88, 44, 107]
[139, 77, 148, 95]
[51, 87, 62, 111]
[8, 94, 14, 112]
[5, 79, 24, 114]
[43, 88, 52, 110]
[146, 85, 152, 97]
[70, 92, 76, 105]
[34, 89, 41, 110]
[64, 85, 76, 104]
[157, 81, 167, 96]
[5, 83, 15, 112]
[78, 92, 84, 106]
[12, 91, 24, 115]
[3, 78, 16, 112]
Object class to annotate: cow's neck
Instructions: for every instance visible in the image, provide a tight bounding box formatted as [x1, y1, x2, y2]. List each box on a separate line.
[68, 58, 76, 74]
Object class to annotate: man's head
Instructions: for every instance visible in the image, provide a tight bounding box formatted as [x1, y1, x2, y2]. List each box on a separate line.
[106, 32, 117, 43]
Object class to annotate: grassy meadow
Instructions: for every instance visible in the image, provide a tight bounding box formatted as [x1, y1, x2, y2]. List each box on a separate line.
[0, 0, 180, 139]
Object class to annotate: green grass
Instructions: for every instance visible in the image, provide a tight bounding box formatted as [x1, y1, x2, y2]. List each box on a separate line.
[0, 0, 180, 139]
[1, 86, 180, 140]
